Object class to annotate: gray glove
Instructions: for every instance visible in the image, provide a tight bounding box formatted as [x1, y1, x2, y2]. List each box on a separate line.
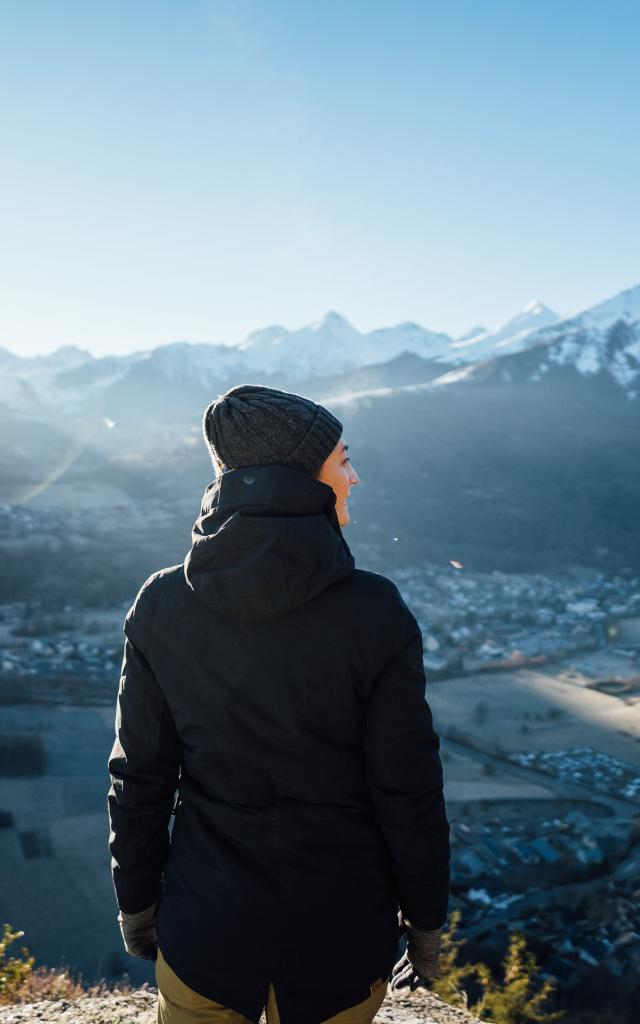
[390, 916, 442, 991]
[117, 900, 159, 961]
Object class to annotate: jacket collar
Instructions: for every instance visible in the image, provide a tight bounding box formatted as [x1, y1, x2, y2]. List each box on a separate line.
[184, 465, 355, 621]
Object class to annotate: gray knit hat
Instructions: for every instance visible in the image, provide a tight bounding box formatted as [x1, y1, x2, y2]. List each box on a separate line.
[202, 383, 344, 477]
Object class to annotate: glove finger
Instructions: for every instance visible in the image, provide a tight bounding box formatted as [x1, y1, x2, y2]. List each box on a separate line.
[390, 962, 414, 991]
[394, 971, 415, 992]
[389, 969, 407, 992]
[391, 953, 409, 980]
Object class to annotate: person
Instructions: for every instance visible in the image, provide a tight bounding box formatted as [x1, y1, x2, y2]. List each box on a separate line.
[107, 383, 451, 1024]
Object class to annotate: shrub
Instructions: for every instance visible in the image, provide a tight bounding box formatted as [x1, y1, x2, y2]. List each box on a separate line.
[427, 909, 565, 1023]
[470, 929, 565, 1023]
[0, 923, 35, 1004]
[0, 922, 136, 1005]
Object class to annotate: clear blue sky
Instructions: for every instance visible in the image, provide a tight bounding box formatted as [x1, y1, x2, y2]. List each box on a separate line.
[2, 0, 639, 357]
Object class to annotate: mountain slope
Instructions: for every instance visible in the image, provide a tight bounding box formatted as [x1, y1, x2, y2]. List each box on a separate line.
[463, 284, 640, 397]
[450, 300, 560, 361]
[0, 298, 570, 417]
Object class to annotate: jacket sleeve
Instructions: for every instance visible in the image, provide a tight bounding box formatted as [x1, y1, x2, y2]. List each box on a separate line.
[363, 609, 451, 931]
[107, 610, 182, 915]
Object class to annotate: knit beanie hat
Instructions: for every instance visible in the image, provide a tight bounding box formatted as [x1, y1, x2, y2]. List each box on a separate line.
[202, 383, 344, 478]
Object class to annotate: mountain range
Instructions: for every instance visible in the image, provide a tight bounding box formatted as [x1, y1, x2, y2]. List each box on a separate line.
[2, 285, 640, 423]
[1, 282, 639, 582]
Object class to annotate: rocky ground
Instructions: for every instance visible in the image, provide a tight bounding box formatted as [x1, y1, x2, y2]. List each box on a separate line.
[0, 986, 483, 1023]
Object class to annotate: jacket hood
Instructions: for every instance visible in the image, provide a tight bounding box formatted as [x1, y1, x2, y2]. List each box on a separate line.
[183, 464, 356, 621]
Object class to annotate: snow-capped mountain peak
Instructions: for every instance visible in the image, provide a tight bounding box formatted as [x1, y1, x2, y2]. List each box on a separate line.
[310, 310, 359, 339]
[3, 285, 639, 421]
[456, 325, 487, 343]
[45, 344, 93, 369]
[515, 283, 640, 395]
[449, 300, 560, 359]
[238, 324, 290, 351]
[233, 310, 365, 378]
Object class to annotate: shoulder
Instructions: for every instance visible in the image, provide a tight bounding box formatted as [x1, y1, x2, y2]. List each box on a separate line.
[125, 564, 185, 630]
[347, 568, 421, 643]
[337, 570, 422, 684]
[350, 567, 398, 595]
[350, 568, 414, 614]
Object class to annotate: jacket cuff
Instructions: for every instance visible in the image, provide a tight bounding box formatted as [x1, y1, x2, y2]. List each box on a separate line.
[117, 899, 158, 924]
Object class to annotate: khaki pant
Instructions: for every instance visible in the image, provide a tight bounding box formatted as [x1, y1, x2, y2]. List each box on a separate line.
[156, 947, 389, 1024]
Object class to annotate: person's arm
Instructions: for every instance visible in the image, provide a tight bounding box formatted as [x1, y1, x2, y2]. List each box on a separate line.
[107, 609, 182, 916]
[363, 607, 451, 932]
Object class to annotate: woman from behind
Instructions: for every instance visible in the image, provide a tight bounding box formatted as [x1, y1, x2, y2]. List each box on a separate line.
[108, 383, 451, 1024]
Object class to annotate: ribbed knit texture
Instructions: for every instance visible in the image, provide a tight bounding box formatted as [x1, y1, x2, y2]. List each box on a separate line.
[202, 383, 344, 477]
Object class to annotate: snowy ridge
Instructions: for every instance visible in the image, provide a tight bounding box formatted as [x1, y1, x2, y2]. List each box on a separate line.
[455, 324, 487, 343]
[230, 311, 366, 377]
[570, 282, 640, 331]
[450, 300, 560, 360]
[518, 283, 640, 395]
[1, 284, 639, 415]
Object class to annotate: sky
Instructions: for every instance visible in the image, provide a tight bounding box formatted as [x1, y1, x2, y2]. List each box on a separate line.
[1, 0, 639, 358]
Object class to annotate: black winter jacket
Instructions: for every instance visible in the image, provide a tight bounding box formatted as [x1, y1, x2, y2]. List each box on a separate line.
[107, 463, 450, 1024]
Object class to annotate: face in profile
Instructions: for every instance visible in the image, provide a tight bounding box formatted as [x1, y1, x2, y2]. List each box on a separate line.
[315, 435, 360, 527]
